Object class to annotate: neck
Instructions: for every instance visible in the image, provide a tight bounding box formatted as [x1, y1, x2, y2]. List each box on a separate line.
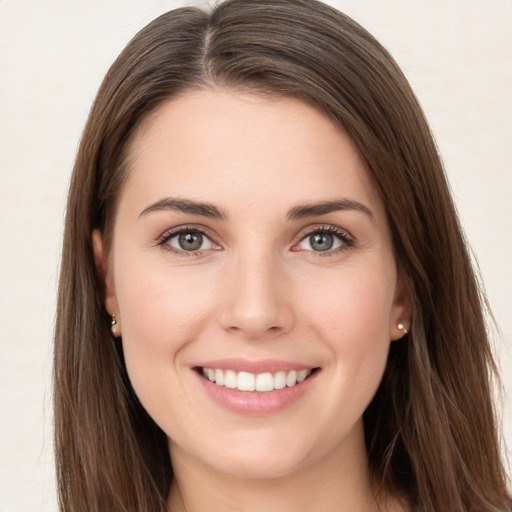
[167, 422, 403, 512]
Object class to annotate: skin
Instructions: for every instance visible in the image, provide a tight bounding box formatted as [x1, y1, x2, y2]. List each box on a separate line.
[94, 90, 411, 512]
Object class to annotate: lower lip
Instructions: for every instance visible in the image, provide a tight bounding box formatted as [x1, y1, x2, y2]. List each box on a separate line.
[195, 370, 319, 415]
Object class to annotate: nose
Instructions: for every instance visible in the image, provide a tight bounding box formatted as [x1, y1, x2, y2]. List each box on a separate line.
[218, 251, 295, 340]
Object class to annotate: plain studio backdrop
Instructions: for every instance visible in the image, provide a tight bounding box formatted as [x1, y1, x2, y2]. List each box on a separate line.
[0, 1, 510, 510]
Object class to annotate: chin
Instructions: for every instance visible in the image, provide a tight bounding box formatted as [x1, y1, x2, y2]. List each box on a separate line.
[173, 432, 314, 481]
[213, 452, 307, 480]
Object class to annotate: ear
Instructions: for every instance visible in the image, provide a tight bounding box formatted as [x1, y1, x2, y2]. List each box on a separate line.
[389, 268, 412, 341]
[92, 229, 121, 335]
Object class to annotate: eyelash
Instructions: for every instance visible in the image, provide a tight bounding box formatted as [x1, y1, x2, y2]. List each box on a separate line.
[157, 225, 218, 257]
[292, 224, 354, 256]
[157, 224, 354, 256]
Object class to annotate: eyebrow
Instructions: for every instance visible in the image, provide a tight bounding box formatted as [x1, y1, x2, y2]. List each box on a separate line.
[286, 199, 374, 221]
[139, 198, 227, 220]
[139, 197, 373, 222]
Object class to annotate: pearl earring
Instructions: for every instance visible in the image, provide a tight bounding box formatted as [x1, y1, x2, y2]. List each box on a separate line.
[111, 314, 119, 335]
[397, 322, 408, 335]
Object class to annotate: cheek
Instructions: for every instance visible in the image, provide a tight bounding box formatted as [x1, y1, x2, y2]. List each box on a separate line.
[301, 264, 395, 347]
[114, 262, 219, 393]
[298, 265, 395, 412]
[118, 260, 217, 336]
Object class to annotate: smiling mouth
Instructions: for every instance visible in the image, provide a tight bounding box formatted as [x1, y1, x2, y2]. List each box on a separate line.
[196, 367, 319, 392]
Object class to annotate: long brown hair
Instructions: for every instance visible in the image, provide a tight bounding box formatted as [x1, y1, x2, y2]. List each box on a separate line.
[54, 1, 511, 510]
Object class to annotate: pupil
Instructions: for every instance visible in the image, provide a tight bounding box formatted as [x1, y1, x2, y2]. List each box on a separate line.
[178, 232, 202, 251]
[310, 233, 333, 251]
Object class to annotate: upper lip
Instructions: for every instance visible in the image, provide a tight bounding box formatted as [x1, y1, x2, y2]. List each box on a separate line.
[194, 358, 317, 374]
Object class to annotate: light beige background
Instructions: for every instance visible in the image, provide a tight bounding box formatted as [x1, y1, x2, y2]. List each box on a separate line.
[0, 1, 510, 510]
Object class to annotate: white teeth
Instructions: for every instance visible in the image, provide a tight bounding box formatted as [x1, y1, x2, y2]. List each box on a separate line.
[274, 371, 286, 390]
[237, 371, 256, 391]
[255, 372, 274, 392]
[214, 369, 225, 386]
[286, 370, 297, 387]
[224, 370, 237, 389]
[200, 367, 313, 392]
[297, 369, 308, 383]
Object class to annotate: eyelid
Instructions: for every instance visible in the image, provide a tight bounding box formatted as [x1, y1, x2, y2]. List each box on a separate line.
[291, 224, 354, 253]
[155, 223, 353, 256]
[157, 224, 222, 254]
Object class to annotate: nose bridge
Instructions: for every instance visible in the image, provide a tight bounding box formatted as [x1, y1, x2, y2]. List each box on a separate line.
[220, 245, 293, 338]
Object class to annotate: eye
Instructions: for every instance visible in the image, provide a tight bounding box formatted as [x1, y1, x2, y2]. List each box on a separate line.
[295, 227, 352, 253]
[161, 228, 217, 253]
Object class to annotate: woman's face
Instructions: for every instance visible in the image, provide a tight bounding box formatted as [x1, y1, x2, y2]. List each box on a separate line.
[95, 90, 410, 479]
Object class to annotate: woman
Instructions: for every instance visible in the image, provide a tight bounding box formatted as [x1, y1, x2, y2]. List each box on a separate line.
[54, 0, 511, 510]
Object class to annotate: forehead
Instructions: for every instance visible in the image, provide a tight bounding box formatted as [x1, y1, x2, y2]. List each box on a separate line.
[120, 89, 385, 221]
